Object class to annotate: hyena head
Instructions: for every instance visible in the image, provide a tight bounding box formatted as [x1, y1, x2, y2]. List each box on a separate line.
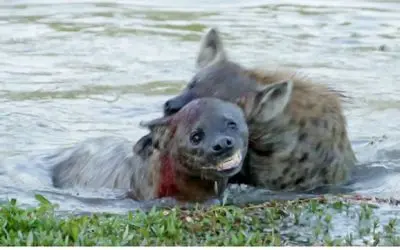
[141, 97, 249, 180]
[163, 27, 294, 123]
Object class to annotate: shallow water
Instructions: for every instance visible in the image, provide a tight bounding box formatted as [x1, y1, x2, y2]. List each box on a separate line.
[0, 0, 400, 240]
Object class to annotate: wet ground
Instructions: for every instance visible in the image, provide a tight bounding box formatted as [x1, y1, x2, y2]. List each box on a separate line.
[0, 0, 399, 239]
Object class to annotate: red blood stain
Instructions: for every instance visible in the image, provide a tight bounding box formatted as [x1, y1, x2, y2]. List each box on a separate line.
[156, 100, 204, 198]
[157, 154, 179, 198]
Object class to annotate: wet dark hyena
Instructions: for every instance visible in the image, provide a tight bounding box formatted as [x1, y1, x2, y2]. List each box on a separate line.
[51, 97, 249, 202]
[163, 28, 357, 192]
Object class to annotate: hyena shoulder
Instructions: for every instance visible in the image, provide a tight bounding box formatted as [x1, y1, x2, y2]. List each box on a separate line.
[243, 69, 356, 191]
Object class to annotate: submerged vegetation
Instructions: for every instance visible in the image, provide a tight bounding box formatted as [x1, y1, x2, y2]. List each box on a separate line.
[1, 194, 400, 246]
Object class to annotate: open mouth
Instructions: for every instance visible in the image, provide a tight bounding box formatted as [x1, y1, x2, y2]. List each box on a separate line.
[216, 150, 242, 171]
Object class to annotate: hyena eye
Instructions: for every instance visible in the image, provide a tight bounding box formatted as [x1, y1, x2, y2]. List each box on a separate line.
[227, 121, 237, 130]
[190, 129, 204, 145]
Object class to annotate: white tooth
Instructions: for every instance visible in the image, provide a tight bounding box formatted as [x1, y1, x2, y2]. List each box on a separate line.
[217, 151, 242, 171]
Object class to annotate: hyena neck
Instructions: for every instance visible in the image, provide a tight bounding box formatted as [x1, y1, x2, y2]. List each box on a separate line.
[156, 152, 217, 202]
[247, 115, 290, 149]
[157, 153, 180, 198]
[248, 117, 279, 134]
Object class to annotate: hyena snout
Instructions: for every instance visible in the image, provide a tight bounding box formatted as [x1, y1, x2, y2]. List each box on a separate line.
[164, 93, 193, 116]
[163, 99, 179, 116]
[210, 136, 235, 156]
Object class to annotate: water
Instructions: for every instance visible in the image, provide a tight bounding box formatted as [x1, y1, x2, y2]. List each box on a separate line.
[0, 0, 399, 237]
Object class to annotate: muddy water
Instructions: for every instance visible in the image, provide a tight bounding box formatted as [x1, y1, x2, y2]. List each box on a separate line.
[0, 0, 399, 236]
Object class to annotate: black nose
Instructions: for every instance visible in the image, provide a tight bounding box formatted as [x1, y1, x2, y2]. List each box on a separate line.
[164, 100, 180, 116]
[212, 136, 235, 155]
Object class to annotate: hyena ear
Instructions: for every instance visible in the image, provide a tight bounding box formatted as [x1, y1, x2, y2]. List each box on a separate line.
[139, 116, 174, 151]
[242, 80, 293, 122]
[139, 116, 171, 132]
[133, 133, 154, 159]
[196, 27, 227, 69]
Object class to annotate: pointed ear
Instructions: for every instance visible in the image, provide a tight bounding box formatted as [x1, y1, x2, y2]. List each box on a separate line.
[133, 133, 153, 159]
[244, 80, 293, 122]
[196, 27, 227, 69]
[139, 116, 171, 132]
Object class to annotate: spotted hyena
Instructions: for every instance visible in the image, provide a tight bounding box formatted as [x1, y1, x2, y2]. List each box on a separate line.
[163, 28, 357, 192]
[49, 97, 249, 203]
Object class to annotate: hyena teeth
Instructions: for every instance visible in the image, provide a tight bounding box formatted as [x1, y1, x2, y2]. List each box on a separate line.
[217, 151, 242, 171]
[214, 181, 218, 195]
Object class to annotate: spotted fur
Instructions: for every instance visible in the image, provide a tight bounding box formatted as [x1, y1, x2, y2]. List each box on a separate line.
[163, 28, 357, 192]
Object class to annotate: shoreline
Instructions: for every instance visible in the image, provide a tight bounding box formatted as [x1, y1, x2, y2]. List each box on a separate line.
[1, 194, 400, 246]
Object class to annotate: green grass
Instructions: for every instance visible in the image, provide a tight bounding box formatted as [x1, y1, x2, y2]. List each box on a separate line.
[1, 194, 400, 246]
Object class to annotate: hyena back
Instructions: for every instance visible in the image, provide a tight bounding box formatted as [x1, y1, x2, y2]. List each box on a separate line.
[163, 28, 357, 192]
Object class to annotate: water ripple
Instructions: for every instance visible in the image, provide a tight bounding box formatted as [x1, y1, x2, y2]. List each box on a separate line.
[0, 0, 399, 233]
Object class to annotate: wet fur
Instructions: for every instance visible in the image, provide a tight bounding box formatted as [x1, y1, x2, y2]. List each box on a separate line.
[163, 28, 357, 192]
[242, 69, 357, 191]
[52, 97, 248, 202]
[51, 136, 155, 200]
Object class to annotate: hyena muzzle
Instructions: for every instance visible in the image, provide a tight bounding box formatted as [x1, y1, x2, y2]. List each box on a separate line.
[162, 27, 357, 192]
